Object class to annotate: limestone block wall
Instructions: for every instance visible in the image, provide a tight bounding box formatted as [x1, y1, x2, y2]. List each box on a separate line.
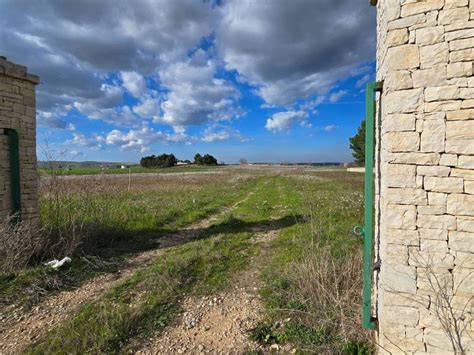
[375, 0, 474, 353]
[0, 57, 39, 224]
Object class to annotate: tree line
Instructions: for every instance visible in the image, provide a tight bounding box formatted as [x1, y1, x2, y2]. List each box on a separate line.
[140, 153, 218, 168]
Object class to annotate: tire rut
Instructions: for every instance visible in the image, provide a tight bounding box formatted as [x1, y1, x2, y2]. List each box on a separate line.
[0, 190, 256, 354]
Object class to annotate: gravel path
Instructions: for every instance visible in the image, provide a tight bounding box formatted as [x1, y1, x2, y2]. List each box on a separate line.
[130, 202, 293, 353]
[0, 191, 255, 354]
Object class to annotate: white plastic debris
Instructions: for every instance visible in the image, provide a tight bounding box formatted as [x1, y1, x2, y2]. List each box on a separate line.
[44, 257, 72, 269]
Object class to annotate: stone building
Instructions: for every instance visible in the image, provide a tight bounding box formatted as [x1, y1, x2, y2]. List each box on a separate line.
[372, 0, 474, 353]
[0, 57, 39, 224]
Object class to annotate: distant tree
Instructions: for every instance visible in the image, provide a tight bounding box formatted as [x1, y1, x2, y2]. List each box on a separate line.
[239, 158, 248, 165]
[349, 119, 366, 165]
[140, 154, 177, 168]
[194, 153, 218, 166]
[194, 153, 203, 165]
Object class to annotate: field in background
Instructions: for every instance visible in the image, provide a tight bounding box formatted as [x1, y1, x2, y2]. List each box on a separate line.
[1, 167, 370, 353]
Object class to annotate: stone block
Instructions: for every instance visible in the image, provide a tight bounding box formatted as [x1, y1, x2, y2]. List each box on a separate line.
[401, 0, 444, 17]
[447, 193, 474, 216]
[420, 42, 449, 69]
[457, 216, 474, 232]
[386, 187, 427, 205]
[385, 131, 420, 152]
[453, 266, 474, 294]
[387, 28, 409, 47]
[385, 88, 423, 113]
[386, 204, 417, 229]
[386, 228, 420, 245]
[454, 250, 474, 267]
[385, 70, 413, 91]
[445, 19, 474, 32]
[445, 0, 469, 8]
[383, 113, 416, 132]
[417, 205, 446, 214]
[417, 213, 457, 230]
[446, 139, 474, 154]
[446, 121, 474, 140]
[428, 192, 448, 205]
[424, 176, 464, 193]
[425, 100, 462, 112]
[466, 180, 474, 194]
[462, 99, 474, 108]
[416, 25, 444, 45]
[386, 163, 417, 187]
[385, 243, 409, 264]
[446, 28, 474, 41]
[420, 119, 445, 152]
[386, 152, 440, 164]
[451, 168, 474, 180]
[419, 227, 448, 240]
[449, 231, 474, 253]
[383, 264, 417, 293]
[425, 85, 460, 102]
[450, 37, 474, 51]
[409, 248, 455, 268]
[461, 87, 474, 99]
[417, 165, 450, 177]
[389, 14, 426, 30]
[413, 65, 447, 88]
[420, 239, 448, 253]
[439, 154, 458, 166]
[459, 155, 474, 168]
[446, 109, 474, 120]
[439, 7, 471, 25]
[451, 48, 474, 62]
[387, 45, 420, 70]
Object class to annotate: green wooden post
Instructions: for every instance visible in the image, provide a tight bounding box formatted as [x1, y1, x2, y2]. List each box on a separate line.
[6, 129, 21, 224]
[361, 82, 378, 330]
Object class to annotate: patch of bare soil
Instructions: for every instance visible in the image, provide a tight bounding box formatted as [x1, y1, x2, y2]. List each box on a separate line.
[0, 192, 254, 354]
[131, 222, 292, 354]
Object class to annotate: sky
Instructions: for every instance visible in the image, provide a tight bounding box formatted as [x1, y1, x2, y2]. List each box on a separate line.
[0, 0, 376, 164]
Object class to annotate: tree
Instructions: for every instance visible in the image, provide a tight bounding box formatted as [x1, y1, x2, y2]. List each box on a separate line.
[194, 153, 218, 166]
[349, 119, 366, 165]
[239, 158, 248, 165]
[140, 154, 177, 168]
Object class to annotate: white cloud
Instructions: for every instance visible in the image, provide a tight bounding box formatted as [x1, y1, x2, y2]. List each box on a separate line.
[329, 90, 347, 103]
[201, 125, 247, 142]
[217, 0, 375, 106]
[132, 96, 160, 118]
[104, 125, 195, 152]
[120, 71, 146, 98]
[156, 55, 241, 129]
[67, 133, 103, 149]
[356, 74, 371, 88]
[324, 124, 338, 132]
[265, 110, 309, 133]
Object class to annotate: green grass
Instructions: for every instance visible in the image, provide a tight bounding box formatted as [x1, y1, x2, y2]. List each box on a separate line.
[38, 164, 223, 176]
[28, 176, 296, 354]
[4, 171, 374, 353]
[1, 175, 258, 307]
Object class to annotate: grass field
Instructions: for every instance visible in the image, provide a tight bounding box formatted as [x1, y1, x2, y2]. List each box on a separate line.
[0, 168, 371, 353]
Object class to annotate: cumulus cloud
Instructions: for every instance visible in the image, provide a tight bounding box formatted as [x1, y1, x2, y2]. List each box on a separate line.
[217, 0, 375, 106]
[1, 0, 215, 127]
[201, 125, 247, 143]
[265, 110, 309, 133]
[104, 125, 195, 153]
[157, 55, 241, 129]
[67, 133, 103, 149]
[120, 71, 146, 98]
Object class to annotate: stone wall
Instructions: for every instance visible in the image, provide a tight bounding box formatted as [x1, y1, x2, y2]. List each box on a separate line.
[0, 57, 39, 224]
[375, 0, 474, 353]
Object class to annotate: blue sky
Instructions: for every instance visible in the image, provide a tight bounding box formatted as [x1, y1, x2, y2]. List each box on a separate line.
[1, 0, 376, 163]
